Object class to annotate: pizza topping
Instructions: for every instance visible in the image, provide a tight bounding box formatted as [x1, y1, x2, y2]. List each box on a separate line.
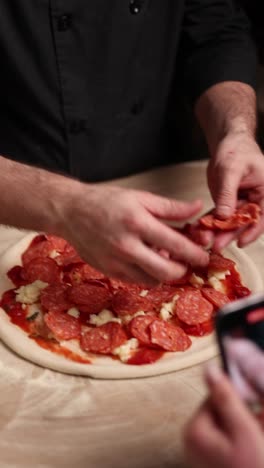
[55, 244, 83, 267]
[139, 290, 149, 297]
[199, 203, 260, 231]
[45, 235, 68, 252]
[208, 253, 235, 272]
[140, 285, 179, 310]
[175, 289, 214, 325]
[48, 249, 60, 259]
[1, 232, 252, 367]
[127, 348, 164, 365]
[89, 309, 122, 326]
[80, 322, 127, 355]
[113, 338, 139, 362]
[189, 273, 204, 288]
[179, 319, 214, 337]
[208, 275, 227, 294]
[65, 263, 105, 284]
[150, 320, 192, 351]
[201, 288, 230, 309]
[44, 310, 81, 340]
[159, 294, 180, 321]
[23, 257, 61, 284]
[129, 315, 157, 346]
[112, 289, 154, 317]
[16, 280, 48, 304]
[67, 307, 80, 319]
[122, 310, 146, 324]
[22, 236, 54, 266]
[7, 265, 27, 287]
[67, 282, 111, 314]
[40, 283, 72, 313]
[26, 311, 39, 321]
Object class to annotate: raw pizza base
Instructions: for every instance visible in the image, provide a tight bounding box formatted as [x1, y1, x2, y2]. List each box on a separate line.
[0, 232, 263, 379]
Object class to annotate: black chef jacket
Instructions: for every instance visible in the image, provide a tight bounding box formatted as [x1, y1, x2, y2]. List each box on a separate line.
[0, 1, 256, 182]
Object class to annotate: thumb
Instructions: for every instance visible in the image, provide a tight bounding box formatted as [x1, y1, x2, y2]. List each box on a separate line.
[214, 169, 242, 219]
[205, 365, 257, 436]
[141, 193, 203, 220]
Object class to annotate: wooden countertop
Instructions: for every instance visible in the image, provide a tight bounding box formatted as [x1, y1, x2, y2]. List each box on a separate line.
[0, 160, 263, 468]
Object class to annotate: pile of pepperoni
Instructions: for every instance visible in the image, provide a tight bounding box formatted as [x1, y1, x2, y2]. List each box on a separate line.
[0, 233, 251, 365]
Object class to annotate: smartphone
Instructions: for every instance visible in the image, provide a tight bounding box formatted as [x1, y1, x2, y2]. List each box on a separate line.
[215, 293, 264, 407]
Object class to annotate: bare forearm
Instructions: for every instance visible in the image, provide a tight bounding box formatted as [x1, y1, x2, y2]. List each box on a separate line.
[0, 155, 81, 233]
[195, 82, 257, 155]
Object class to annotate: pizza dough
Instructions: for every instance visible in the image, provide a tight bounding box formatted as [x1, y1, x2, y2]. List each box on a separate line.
[0, 232, 263, 379]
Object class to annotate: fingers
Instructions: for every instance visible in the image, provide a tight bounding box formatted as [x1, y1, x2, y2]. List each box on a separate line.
[110, 262, 159, 288]
[205, 365, 259, 437]
[139, 214, 209, 268]
[130, 240, 188, 283]
[237, 201, 264, 247]
[212, 229, 244, 252]
[225, 338, 264, 395]
[214, 167, 242, 219]
[184, 400, 230, 465]
[141, 193, 203, 220]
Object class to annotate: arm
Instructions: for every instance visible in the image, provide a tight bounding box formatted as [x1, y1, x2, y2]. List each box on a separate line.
[0, 154, 209, 283]
[195, 81, 256, 155]
[181, 1, 264, 249]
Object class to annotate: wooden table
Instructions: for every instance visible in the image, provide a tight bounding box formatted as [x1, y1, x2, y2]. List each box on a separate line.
[0, 161, 263, 468]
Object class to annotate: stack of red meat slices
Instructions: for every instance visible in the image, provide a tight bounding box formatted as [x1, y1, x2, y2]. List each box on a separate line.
[199, 202, 260, 231]
[3, 233, 248, 364]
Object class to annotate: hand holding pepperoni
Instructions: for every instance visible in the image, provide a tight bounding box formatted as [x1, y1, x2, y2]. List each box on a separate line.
[207, 132, 264, 251]
[184, 366, 264, 468]
[55, 185, 209, 285]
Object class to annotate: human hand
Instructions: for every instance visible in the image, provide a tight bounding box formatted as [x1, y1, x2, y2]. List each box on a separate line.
[207, 132, 264, 251]
[184, 365, 264, 468]
[56, 184, 209, 285]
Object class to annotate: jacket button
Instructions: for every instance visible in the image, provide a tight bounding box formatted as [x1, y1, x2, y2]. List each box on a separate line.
[57, 14, 72, 31]
[129, 0, 142, 14]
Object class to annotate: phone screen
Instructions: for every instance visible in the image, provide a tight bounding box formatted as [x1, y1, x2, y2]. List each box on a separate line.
[220, 306, 264, 404]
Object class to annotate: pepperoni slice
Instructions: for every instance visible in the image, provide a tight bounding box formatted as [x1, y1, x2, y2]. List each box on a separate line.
[65, 263, 105, 284]
[22, 235, 54, 266]
[7, 265, 27, 287]
[208, 253, 235, 272]
[201, 288, 230, 309]
[127, 348, 164, 365]
[80, 322, 127, 355]
[44, 310, 81, 340]
[23, 257, 61, 284]
[112, 289, 154, 317]
[146, 285, 182, 309]
[200, 203, 260, 231]
[40, 284, 72, 313]
[67, 282, 111, 314]
[179, 319, 214, 336]
[150, 320, 192, 351]
[45, 235, 68, 252]
[129, 315, 157, 346]
[165, 267, 192, 286]
[175, 289, 214, 325]
[0, 289, 18, 312]
[56, 244, 83, 267]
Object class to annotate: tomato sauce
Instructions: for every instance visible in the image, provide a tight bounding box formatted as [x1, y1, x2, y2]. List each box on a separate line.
[127, 348, 164, 365]
[33, 337, 91, 364]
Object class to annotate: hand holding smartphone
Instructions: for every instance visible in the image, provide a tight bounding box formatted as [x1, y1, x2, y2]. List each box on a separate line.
[216, 293, 264, 407]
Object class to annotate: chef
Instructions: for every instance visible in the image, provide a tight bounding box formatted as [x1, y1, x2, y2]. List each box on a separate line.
[1, 1, 264, 285]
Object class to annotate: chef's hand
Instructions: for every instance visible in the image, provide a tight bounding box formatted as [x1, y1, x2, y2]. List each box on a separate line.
[57, 184, 209, 285]
[207, 131, 264, 251]
[184, 366, 264, 468]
